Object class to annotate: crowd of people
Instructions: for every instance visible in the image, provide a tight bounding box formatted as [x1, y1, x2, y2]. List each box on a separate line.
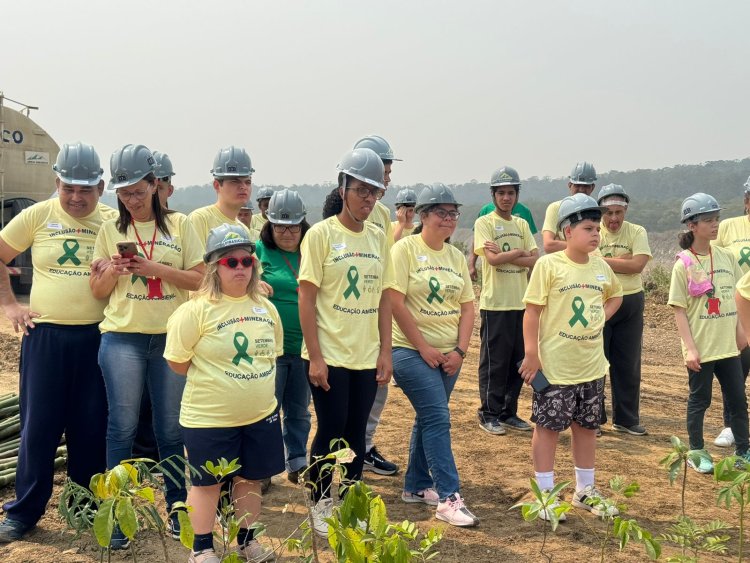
[0, 135, 750, 562]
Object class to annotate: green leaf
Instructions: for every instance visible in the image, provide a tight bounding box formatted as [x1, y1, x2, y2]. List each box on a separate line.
[93, 498, 115, 547]
[115, 497, 138, 539]
[177, 509, 194, 549]
[134, 486, 155, 503]
[369, 496, 387, 536]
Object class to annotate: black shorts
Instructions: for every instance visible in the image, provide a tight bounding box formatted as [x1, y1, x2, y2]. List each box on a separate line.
[531, 377, 605, 432]
[182, 410, 285, 486]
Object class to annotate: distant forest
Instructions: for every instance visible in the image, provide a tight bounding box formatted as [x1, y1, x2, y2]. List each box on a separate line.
[102, 158, 750, 233]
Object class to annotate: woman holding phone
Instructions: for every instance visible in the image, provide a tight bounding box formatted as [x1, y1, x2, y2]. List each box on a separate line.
[90, 144, 204, 547]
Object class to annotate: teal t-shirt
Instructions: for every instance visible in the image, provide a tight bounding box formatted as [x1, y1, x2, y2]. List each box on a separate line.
[255, 240, 302, 355]
[478, 202, 538, 234]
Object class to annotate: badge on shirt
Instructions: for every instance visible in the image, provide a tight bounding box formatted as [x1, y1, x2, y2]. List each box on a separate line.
[47, 223, 63, 230]
[495, 225, 505, 232]
[596, 274, 606, 281]
[332, 242, 347, 251]
[416, 255, 428, 262]
[253, 306, 267, 314]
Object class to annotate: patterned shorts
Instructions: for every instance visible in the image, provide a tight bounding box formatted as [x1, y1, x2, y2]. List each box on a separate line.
[531, 377, 605, 432]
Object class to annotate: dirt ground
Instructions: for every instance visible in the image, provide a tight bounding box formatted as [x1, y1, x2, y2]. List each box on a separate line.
[0, 295, 741, 562]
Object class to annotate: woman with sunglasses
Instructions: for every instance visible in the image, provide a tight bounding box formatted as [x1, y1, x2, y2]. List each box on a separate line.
[255, 189, 312, 485]
[388, 184, 478, 527]
[165, 224, 282, 563]
[90, 144, 204, 547]
[668, 192, 750, 474]
[298, 148, 394, 536]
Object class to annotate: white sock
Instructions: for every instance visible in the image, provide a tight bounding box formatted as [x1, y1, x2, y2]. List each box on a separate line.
[575, 467, 595, 492]
[535, 471, 554, 491]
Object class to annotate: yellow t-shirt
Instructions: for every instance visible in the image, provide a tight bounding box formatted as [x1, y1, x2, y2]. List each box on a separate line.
[94, 213, 204, 334]
[736, 269, 750, 301]
[368, 200, 395, 246]
[188, 205, 259, 250]
[523, 252, 623, 385]
[390, 235, 474, 352]
[542, 200, 564, 240]
[165, 293, 283, 428]
[474, 213, 537, 311]
[391, 221, 415, 238]
[299, 216, 394, 369]
[715, 216, 750, 275]
[0, 199, 110, 324]
[98, 203, 119, 221]
[599, 221, 652, 296]
[668, 246, 741, 363]
[250, 214, 267, 234]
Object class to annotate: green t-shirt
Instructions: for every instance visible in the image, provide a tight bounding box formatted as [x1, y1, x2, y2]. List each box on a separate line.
[478, 202, 538, 234]
[255, 240, 302, 355]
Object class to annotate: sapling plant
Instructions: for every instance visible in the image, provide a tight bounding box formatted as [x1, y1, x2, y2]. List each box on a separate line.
[660, 436, 711, 519]
[715, 455, 750, 562]
[660, 517, 731, 562]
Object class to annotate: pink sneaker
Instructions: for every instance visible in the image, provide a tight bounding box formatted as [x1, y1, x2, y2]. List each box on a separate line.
[435, 493, 479, 527]
[401, 488, 440, 506]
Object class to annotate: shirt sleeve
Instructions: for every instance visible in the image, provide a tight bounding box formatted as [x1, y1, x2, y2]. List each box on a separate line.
[523, 257, 550, 306]
[177, 215, 205, 270]
[542, 203, 559, 235]
[298, 223, 326, 287]
[632, 225, 652, 258]
[473, 216, 491, 256]
[389, 239, 410, 295]
[716, 220, 729, 248]
[380, 229, 395, 290]
[457, 250, 475, 304]
[604, 261, 624, 300]
[668, 260, 689, 309]
[272, 304, 285, 357]
[164, 301, 202, 363]
[93, 221, 113, 261]
[0, 206, 37, 253]
[738, 270, 750, 301]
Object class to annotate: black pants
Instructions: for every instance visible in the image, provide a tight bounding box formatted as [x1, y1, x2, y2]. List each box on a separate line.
[687, 356, 749, 453]
[477, 309, 525, 423]
[602, 291, 644, 427]
[305, 362, 377, 502]
[721, 346, 750, 427]
[3, 323, 107, 526]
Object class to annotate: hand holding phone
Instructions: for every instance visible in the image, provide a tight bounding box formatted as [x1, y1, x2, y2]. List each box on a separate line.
[517, 359, 551, 393]
[116, 241, 138, 259]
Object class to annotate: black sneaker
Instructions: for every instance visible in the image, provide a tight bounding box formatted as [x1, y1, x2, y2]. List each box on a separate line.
[501, 416, 532, 431]
[288, 466, 308, 484]
[109, 524, 131, 550]
[612, 423, 647, 436]
[166, 511, 181, 540]
[363, 446, 399, 476]
[0, 518, 31, 543]
[261, 477, 272, 493]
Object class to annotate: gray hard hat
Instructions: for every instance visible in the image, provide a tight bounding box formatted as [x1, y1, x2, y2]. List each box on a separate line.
[53, 142, 103, 186]
[415, 183, 462, 214]
[557, 193, 606, 230]
[680, 193, 722, 224]
[597, 183, 630, 205]
[267, 189, 306, 225]
[108, 144, 156, 191]
[395, 188, 417, 206]
[153, 151, 175, 178]
[569, 161, 597, 185]
[337, 148, 385, 190]
[490, 166, 521, 187]
[255, 186, 274, 201]
[352, 134, 402, 161]
[204, 223, 256, 262]
[211, 146, 254, 178]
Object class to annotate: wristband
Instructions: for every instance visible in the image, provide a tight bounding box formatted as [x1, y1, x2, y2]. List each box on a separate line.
[453, 346, 466, 358]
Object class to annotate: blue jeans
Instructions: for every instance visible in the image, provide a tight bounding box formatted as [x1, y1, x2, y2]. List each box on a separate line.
[99, 332, 186, 507]
[275, 353, 311, 472]
[392, 347, 460, 500]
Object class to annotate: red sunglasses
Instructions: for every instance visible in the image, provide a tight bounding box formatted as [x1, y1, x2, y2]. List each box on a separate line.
[217, 256, 254, 269]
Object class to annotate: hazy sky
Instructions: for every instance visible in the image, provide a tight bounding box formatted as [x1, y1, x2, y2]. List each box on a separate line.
[3, 0, 749, 189]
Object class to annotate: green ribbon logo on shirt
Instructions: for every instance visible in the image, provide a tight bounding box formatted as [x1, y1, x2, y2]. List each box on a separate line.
[343, 266, 361, 300]
[739, 247, 750, 268]
[231, 332, 254, 366]
[568, 296, 589, 328]
[130, 251, 147, 287]
[427, 276, 444, 304]
[57, 239, 81, 266]
[501, 242, 511, 252]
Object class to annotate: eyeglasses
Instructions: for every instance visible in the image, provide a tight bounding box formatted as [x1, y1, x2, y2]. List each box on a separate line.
[431, 209, 461, 220]
[348, 186, 385, 200]
[272, 224, 302, 234]
[218, 256, 254, 269]
[159, 176, 171, 183]
[117, 189, 150, 201]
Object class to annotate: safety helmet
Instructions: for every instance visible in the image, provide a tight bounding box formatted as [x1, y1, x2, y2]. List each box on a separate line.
[490, 166, 521, 187]
[557, 193, 606, 231]
[743, 175, 750, 193]
[569, 161, 597, 185]
[152, 151, 175, 178]
[352, 134, 402, 161]
[204, 223, 256, 262]
[415, 183, 462, 214]
[337, 148, 385, 190]
[680, 193, 722, 224]
[395, 188, 417, 206]
[255, 186, 274, 201]
[108, 144, 156, 191]
[210, 146, 254, 178]
[53, 142, 103, 186]
[267, 189, 306, 225]
[597, 183, 630, 206]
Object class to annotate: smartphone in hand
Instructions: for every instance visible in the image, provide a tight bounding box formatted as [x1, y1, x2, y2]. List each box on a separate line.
[116, 241, 138, 259]
[517, 360, 551, 393]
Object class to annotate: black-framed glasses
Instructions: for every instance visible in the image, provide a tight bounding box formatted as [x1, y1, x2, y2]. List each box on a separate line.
[218, 256, 254, 269]
[272, 224, 302, 234]
[116, 188, 150, 201]
[431, 209, 461, 220]
[159, 176, 171, 182]
[348, 186, 385, 200]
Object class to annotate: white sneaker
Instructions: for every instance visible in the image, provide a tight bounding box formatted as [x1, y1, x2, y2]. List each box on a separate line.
[572, 485, 619, 517]
[188, 549, 221, 563]
[401, 488, 440, 506]
[237, 539, 275, 562]
[714, 427, 735, 447]
[538, 491, 567, 522]
[435, 493, 479, 527]
[311, 498, 334, 538]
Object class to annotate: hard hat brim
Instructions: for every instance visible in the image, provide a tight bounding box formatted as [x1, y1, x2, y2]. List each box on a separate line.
[569, 179, 597, 185]
[106, 172, 151, 192]
[56, 174, 103, 187]
[203, 241, 256, 263]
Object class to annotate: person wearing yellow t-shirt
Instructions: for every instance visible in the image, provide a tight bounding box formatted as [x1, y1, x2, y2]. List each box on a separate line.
[668, 192, 750, 474]
[250, 186, 273, 233]
[474, 166, 538, 436]
[165, 224, 282, 562]
[299, 148, 394, 537]
[392, 188, 417, 242]
[0, 143, 110, 542]
[389, 184, 479, 527]
[90, 145, 204, 548]
[595, 184, 652, 437]
[521, 193, 623, 521]
[542, 162, 597, 254]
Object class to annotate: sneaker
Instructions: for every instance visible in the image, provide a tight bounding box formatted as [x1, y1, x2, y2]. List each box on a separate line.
[595, 426, 603, 438]
[237, 539, 275, 562]
[715, 427, 735, 447]
[478, 420, 506, 436]
[0, 518, 31, 543]
[166, 511, 182, 540]
[612, 423, 648, 436]
[188, 549, 221, 563]
[401, 488, 440, 506]
[261, 478, 272, 494]
[572, 485, 619, 517]
[311, 497, 334, 538]
[109, 524, 131, 550]
[687, 449, 714, 474]
[735, 451, 750, 469]
[288, 466, 307, 485]
[363, 446, 399, 476]
[538, 491, 567, 523]
[501, 416, 532, 431]
[436, 493, 479, 527]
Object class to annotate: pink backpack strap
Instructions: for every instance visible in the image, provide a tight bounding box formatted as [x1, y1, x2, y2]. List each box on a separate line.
[676, 250, 693, 269]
